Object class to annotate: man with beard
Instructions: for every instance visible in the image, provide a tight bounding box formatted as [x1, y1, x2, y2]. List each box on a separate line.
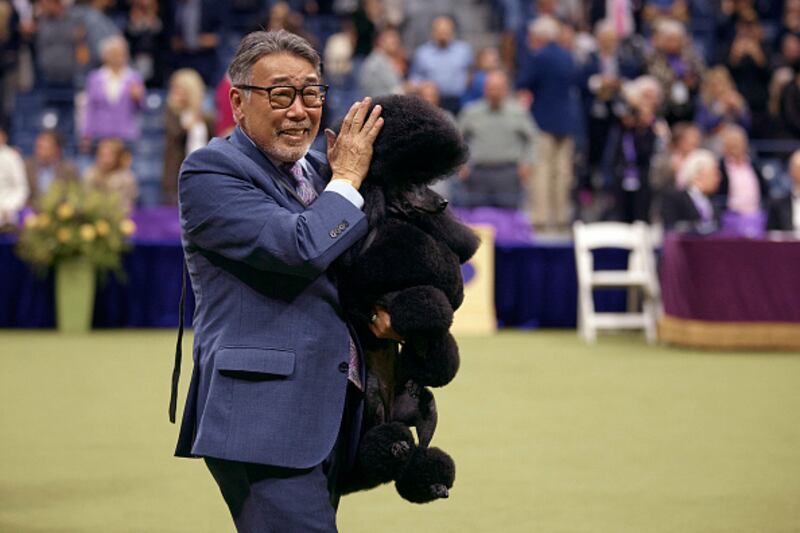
[171, 30, 396, 531]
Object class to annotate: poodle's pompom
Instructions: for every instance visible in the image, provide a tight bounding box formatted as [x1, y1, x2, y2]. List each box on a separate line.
[355, 422, 416, 486]
[380, 286, 454, 336]
[333, 95, 469, 186]
[395, 447, 456, 503]
[400, 332, 460, 388]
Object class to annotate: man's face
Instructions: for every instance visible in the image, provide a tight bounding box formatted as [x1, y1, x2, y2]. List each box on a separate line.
[431, 17, 454, 47]
[695, 164, 721, 195]
[230, 52, 322, 164]
[483, 72, 508, 107]
[722, 130, 747, 161]
[35, 135, 59, 164]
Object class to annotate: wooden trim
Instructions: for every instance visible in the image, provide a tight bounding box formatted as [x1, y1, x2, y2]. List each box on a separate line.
[659, 315, 800, 350]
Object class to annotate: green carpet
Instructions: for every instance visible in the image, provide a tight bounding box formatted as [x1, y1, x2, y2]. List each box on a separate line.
[1, 330, 799, 532]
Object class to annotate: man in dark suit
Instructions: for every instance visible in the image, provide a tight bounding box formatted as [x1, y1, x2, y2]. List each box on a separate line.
[767, 150, 800, 231]
[661, 148, 722, 232]
[173, 30, 392, 531]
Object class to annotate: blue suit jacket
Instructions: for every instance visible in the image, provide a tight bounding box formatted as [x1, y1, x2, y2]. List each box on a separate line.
[516, 43, 580, 137]
[174, 126, 368, 468]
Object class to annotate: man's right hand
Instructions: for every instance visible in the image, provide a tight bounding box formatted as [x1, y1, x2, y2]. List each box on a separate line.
[325, 97, 384, 190]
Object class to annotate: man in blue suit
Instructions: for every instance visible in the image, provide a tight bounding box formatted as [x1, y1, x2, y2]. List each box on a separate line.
[172, 30, 393, 531]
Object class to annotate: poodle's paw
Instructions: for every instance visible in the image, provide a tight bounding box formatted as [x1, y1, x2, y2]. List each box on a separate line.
[391, 440, 412, 459]
[395, 447, 456, 504]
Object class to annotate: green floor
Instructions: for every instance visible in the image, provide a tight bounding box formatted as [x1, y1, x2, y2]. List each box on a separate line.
[1, 330, 799, 532]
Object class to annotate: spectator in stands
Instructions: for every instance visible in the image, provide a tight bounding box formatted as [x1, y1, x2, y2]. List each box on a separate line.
[581, 19, 643, 191]
[662, 148, 721, 231]
[605, 76, 663, 223]
[766, 33, 800, 138]
[778, 62, 800, 138]
[125, 0, 167, 88]
[651, 121, 703, 191]
[81, 35, 145, 147]
[34, 0, 85, 89]
[0, 0, 20, 131]
[24, 129, 79, 204]
[517, 15, 579, 232]
[646, 19, 705, 124]
[695, 66, 750, 147]
[718, 124, 766, 217]
[213, 73, 235, 137]
[781, 0, 800, 37]
[163, 68, 212, 205]
[348, 0, 381, 57]
[767, 149, 800, 231]
[457, 69, 537, 209]
[84, 138, 138, 212]
[461, 46, 501, 107]
[358, 27, 406, 97]
[72, 0, 120, 70]
[725, 16, 771, 137]
[0, 128, 28, 228]
[642, 0, 690, 28]
[168, 0, 225, 86]
[409, 15, 474, 115]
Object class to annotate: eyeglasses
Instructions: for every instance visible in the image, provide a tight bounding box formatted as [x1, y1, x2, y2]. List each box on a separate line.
[234, 84, 328, 109]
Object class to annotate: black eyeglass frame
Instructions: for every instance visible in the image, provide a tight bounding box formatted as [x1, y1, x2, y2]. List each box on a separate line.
[234, 84, 329, 109]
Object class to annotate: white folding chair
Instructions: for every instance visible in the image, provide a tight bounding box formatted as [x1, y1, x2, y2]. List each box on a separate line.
[573, 221, 661, 343]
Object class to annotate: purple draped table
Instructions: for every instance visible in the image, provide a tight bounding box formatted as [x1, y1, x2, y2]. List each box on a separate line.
[658, 232, 800, 349]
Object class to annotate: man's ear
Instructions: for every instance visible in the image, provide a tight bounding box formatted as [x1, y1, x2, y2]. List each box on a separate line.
[229, 87, 244, 123]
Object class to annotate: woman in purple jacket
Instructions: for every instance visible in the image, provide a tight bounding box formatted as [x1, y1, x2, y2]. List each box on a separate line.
[80, 35, 145, 147]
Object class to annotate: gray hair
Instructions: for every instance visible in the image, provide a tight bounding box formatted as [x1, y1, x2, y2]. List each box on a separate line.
[528, 16, 561, 43]
[100, 35, 128, 62]
[228, 30, 322, 86]
[678, 149, 718, 188]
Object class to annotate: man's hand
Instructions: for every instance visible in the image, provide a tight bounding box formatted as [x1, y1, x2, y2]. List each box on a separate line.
[325, 97, 384, 189]
[369, 307, 403, 341]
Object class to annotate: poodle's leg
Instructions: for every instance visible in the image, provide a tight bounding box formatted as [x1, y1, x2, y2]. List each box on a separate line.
[400, 332, 460, 387]
[395, 447, 456, 503]
[392, 379, 438, 448]
[379, 286, 454, 337]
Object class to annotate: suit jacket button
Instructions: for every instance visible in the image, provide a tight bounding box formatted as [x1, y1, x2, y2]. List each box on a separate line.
[338, 362, 349, 373]
[329, 230, 337, 238]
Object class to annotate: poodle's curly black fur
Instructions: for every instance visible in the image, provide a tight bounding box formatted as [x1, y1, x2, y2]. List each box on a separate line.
[334, 95, 478, 504]
[362, 95, 469, 187]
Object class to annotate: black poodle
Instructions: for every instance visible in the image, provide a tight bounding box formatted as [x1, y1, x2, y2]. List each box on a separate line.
[334, 95, 480, 503]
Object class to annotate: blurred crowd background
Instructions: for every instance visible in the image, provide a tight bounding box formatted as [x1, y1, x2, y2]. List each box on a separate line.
[1, 0, 800, 237]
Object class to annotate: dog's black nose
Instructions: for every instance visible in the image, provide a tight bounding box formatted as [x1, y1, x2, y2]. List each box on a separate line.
[438, 198, 449, 211]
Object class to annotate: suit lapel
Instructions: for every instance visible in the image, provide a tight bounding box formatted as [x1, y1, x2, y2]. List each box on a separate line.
[228, 127, 308, 210]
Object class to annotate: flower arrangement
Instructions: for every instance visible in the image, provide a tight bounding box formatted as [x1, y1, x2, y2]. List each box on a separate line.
[16, 181, 136, 276]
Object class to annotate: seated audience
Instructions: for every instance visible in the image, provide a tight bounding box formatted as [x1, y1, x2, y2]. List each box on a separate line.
[652, 121, 703, 191]
[84, 138, 138, 212]
[163, 68, 212, 205]
[81, 35, 145, 147]
[213, 74, 235, 137]
[457, 69, 537, 209]
[767, 150, 800, 231]
[0, 128, 28, 228]
[662, 148, 721, 231]
[725, 16, 771, 137]
[461, 46, 502, 107]
[125, 0, 167, 88]
[25, 130, 79, 205]
[717, 124, 766, 217]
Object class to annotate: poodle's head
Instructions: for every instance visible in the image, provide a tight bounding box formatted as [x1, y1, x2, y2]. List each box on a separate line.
[332, 95, 469, 188]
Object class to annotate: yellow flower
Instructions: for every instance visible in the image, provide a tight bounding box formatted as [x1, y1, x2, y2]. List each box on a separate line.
[119, 219, 136, 236]
[23, 214, 38, 228]
[38, 213, 51, 227]
[80, 224, 97, 241]
[95, 219, 111, 236]
[56, 228, 72, 243]
[56, 203, 75, 220]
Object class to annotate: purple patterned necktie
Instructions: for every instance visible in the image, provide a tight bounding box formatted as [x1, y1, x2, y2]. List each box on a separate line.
[287, 161, 318, 205]
[287, 161, 362, 390]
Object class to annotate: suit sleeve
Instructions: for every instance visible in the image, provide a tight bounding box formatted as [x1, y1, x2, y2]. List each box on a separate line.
[179, 146, 368, 278]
